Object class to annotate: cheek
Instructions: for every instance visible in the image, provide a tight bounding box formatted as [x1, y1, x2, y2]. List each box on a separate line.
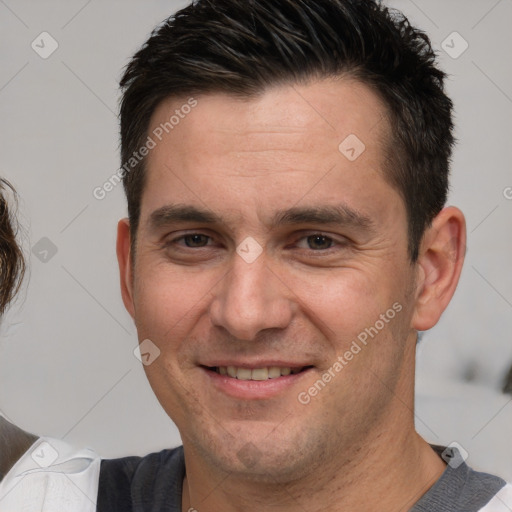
[132, 258, 215, 339]
[288, 269, 393, 335]
[286, 264, 412, 376]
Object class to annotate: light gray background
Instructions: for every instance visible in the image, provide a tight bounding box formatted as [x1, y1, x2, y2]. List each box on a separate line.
[1, 0, 511, 480]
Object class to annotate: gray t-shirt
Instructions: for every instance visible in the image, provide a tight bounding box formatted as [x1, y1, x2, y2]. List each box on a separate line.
[97, 445, 511, 511]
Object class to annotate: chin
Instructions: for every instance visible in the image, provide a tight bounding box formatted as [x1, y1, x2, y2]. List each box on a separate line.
[188, 420, 330, 484]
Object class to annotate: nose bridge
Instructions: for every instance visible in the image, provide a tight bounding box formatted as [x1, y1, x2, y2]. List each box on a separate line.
[210, 252, 292, 340]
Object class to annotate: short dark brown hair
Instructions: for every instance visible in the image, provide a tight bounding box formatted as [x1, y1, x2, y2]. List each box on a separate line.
[0, 179, 25, 315]
[119, 0, 454, 261]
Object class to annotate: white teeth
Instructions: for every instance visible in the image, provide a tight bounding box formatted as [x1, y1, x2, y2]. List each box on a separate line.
[215, 366, 303, 380]
[251, 368, 269, 381]
[236, 368, 252, 380]
[268, 367, 282, 378]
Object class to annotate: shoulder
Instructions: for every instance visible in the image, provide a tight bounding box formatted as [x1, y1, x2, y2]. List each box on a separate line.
[0, 436, 100, 512]
[0, 416, 38, 481]
[97, 445, 185, 511]
[413, 446, 510, 512]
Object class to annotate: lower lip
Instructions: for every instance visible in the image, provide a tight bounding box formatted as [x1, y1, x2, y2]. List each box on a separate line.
[202, 367, 312, 400]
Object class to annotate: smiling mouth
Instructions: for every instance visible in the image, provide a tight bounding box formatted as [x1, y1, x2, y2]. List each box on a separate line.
[205, 366, 312, 381]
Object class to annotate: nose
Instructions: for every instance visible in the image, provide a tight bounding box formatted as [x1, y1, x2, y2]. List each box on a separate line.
[209, 252, 294, 341]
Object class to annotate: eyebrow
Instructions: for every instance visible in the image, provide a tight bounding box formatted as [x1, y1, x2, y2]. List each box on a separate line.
[148, 204, 220, 230]
[147, 203, 375, 233]
[272, 205, 374, 232]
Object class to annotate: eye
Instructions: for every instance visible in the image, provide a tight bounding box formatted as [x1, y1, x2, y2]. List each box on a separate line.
[160, 231, 222, 265]
[181, 234, 211, 248]
[295, 234, 335, 251]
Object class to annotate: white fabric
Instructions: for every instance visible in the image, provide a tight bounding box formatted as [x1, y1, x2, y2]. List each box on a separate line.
[478, 484, 512, 511]
[0, 436, 100, 512]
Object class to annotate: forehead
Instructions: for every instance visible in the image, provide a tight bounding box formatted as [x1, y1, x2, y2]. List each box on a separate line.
[141, 78, 396, 227]
[148, 77, 389, 153]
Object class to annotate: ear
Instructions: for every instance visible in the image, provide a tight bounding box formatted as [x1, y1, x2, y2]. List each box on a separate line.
[116, 218, 136, 319]
[411, 206, 466, 331]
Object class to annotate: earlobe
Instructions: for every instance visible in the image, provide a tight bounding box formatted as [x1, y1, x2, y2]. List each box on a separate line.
[116, 218, 136, 319]
[411, 206, 466, 331]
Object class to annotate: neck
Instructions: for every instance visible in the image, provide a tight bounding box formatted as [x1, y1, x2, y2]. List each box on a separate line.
[0, 416, 38, 481]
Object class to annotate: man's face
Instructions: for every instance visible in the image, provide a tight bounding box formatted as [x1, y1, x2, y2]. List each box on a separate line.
[120, 78, 420, 481]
